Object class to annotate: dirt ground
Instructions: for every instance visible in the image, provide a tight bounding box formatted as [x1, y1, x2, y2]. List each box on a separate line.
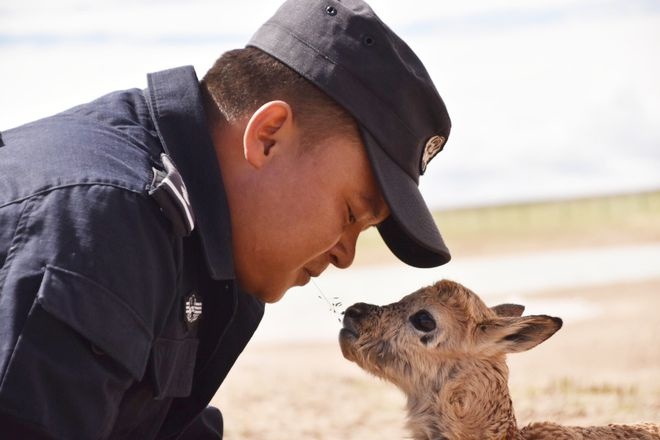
[213, 277, 660, 439]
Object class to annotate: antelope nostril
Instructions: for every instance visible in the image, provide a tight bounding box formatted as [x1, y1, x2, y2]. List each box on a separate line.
[345, 302, 370, 320]
[344, 306, 362, 320]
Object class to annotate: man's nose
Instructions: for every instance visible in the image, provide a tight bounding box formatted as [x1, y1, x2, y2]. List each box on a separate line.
[329, 230, 357, 269]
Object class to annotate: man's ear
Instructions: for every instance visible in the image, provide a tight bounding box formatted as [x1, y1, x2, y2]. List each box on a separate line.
[491, 303, 525, 317]
[476, 315, 562, 355]
[242, 100, 294, 169]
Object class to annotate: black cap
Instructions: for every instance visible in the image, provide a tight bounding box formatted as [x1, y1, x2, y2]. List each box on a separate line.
[248, 0, 451, 268]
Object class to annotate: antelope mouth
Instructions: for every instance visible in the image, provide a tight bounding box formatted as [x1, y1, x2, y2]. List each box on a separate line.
[338, 327, 359, 362]
[339, 327, 358, 341]
[339, 313, 360, 341]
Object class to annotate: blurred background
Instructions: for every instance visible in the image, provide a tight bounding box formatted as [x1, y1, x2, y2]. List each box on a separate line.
[2, 0, 659, 438]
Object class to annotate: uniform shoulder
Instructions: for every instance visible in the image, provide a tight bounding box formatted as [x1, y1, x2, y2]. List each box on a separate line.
[0, 89, 163, 206]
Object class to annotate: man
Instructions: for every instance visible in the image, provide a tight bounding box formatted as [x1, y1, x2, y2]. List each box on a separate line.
[0, 0, 451, 438]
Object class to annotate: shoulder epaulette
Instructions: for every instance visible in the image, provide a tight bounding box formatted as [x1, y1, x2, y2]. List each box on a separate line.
[149, 154, 195, 236]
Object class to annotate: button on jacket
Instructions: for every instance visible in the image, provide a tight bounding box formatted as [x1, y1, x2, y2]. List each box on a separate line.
[0, 66, 264, 439]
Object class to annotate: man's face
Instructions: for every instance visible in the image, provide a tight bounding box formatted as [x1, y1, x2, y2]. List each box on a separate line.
[231, 127, 389, 303]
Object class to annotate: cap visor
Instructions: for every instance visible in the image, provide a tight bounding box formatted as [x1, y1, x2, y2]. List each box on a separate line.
[360, 128, 451, 268]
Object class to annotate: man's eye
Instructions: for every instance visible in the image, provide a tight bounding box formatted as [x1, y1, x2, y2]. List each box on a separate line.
[347, 205, 356, 224]
[409, 310, 436, 332]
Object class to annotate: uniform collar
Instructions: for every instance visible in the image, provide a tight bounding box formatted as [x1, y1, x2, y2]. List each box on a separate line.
[145, 66, 235, 280]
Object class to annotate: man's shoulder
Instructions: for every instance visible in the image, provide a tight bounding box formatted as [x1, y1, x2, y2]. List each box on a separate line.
[0, 88, 163, 207]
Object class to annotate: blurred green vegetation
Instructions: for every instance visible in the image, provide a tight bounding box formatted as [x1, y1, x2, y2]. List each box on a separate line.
[356, 190, 660, 264]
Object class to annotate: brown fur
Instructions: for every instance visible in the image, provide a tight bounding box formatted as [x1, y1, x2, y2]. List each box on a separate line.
[339, 279, 659, 440]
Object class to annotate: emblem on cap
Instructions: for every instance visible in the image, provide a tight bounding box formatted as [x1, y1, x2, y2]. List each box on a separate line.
[184, 292, 203, 324]
[420, 135, 446, 174]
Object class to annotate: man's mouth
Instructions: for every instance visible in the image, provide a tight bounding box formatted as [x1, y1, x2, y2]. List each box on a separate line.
[299, 268, 318, 287]
[304, 267, 322, 279]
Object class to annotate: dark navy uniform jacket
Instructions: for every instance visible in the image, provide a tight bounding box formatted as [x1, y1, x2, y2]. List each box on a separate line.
[0, 66, 264, 439]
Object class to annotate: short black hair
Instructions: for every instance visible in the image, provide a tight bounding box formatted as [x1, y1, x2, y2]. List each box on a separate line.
[202, 47, 357, 142]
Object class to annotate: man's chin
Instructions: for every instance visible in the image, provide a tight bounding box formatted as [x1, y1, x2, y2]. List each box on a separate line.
[242, 272, 308, 303]
[250, 288, 286, 303]
[235, 274, 288, 303]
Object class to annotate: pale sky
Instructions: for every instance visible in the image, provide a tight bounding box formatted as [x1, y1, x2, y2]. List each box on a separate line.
[2, 0, 659, 208]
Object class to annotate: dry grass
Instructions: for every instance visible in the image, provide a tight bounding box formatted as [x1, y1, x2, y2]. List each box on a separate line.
[508, 279, 660, 427]
[354, 190, 660, 265]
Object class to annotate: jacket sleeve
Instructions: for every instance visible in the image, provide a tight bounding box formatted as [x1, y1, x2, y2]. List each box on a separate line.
[0, 184, 179, 439]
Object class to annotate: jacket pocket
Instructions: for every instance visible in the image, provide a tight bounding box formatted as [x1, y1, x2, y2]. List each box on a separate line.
[0, 264, 154, 439]
[150, 337, 199, 399]
[37, 264, 153, 379]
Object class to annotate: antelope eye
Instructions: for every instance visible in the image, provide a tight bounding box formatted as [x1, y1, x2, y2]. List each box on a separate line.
[409, 310, 436, 332]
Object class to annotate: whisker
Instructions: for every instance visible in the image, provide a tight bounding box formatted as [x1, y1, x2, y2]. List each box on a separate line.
[311, 279, 343, 323]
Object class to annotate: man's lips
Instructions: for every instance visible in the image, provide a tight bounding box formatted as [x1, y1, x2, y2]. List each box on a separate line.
[304, 267, 323, 278]
[298, 268, 318, 286]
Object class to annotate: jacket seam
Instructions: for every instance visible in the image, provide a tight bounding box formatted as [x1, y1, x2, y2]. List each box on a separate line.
[54, 112, 157, 161]
[0, 196, 38, 298]
[0, 182, 145, 211]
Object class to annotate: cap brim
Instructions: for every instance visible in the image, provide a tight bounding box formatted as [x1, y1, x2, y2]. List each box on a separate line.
[360, 128, 451, 268]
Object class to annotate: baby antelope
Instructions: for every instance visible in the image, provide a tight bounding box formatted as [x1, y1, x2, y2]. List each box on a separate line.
[339, 279, 659, 440]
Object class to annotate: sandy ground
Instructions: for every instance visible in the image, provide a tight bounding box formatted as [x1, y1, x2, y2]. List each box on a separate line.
[212, 277, 660, 439]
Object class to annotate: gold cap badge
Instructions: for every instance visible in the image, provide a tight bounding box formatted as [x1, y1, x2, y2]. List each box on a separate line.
[420, 135, 446, 174]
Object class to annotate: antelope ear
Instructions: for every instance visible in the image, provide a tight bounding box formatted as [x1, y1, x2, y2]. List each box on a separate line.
[478, 315, 563, 354]
[491, 303, 525, 317]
